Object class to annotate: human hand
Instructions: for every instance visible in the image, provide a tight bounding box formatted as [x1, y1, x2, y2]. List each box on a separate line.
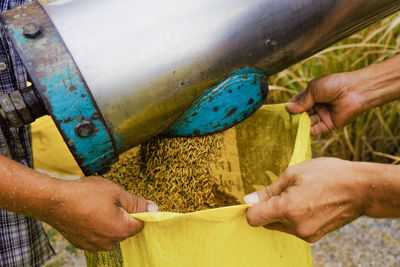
[45, 177, 158, 252]
[286, 72, 365, 135]
[244, 158, 367, 243]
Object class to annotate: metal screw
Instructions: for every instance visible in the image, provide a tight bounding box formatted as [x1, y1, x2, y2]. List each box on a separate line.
[23, 22, 42, 39]
[74, 119, 95, 138]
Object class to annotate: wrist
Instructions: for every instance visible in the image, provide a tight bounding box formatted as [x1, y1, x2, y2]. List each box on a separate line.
[337, 160, 371, 216]
[352, 55, 400, 111]
[352, 162, 400, 218]
[27, 177, 67, 222]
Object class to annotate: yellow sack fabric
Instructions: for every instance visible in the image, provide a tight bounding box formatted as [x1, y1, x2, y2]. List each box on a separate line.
[31, 116, 83, 177]
[120, 104, 313, 267]
[31, 104, 313, 266]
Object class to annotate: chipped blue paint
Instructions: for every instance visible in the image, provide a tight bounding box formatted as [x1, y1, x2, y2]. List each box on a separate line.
[3, 4, 118, 175]
[40, 70, 116, 173]
[164, 68, 269, 137]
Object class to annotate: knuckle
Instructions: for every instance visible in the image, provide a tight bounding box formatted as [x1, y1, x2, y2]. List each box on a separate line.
[308, 79, 318, 89]
[295, 225, 315, 239]
[257, 187, 270, 200]
[282, 167, 293, 179]
[132, 196, 141, 212]
[281, 198, 296, 220]
[280, 167, 296, 183]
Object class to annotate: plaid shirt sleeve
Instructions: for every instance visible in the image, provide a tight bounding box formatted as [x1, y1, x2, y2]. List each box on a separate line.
[0, 0, 55, 266]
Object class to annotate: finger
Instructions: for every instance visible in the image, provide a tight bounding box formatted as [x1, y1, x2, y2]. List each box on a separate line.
[120, 208, 145, 237]
[118, 190, 158, 214]
[289, 90, 305, 103]
[307, 107, 317, 116]
[244, 167, 295, 204]
[117, 192, 158, 238]
[286, 86, 315, 114]
[314, 104, 336, 130]
[310, 113, 321, 126]
[146, 201, 159, 212]
[310, 122, 331, 136]
[246, 196, 285, 226]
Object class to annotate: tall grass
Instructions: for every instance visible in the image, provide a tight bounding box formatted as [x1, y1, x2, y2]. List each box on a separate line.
[267, 12, 400, 164]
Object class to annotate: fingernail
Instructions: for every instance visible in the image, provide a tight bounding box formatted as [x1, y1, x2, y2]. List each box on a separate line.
[244, 192, 259, 204]
[147, 202, 159, 212]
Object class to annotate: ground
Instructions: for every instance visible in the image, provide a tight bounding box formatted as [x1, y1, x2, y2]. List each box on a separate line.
[43, 223, 86, 267]
[312, 217, 400, 266]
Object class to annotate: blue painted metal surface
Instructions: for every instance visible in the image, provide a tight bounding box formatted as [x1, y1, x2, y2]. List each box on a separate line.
[164, 68, 269, 137]
[0, 1, 117, 175]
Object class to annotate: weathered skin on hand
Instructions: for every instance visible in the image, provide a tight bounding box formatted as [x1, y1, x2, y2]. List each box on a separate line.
[245, 53, 400, 242]
[286, 54, 400, 135]
[0, 154, 157, 252]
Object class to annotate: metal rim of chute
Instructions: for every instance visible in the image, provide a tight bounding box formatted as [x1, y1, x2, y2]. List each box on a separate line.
[0, 0, 118, 175]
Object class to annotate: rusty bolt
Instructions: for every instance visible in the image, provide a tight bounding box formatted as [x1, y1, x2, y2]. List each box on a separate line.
[74, 119, 95, 138]
[23, 22, 42, 39]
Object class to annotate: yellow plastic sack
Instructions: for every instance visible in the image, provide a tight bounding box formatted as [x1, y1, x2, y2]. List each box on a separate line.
[31, 116, 83, 177]
[120, 104, 313, 267]
[32, 104, 313, 266]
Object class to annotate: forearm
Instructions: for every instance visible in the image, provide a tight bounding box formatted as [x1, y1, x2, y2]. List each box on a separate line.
[0, 155, 153, 252]
[0, 154, 62, 221]
[354, 161, 400, 218]
[354, 54, 400, 111]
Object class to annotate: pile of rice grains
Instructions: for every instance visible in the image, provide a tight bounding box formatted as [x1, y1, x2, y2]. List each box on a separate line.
[104, 134, 239, 212]
[86, 134, 239, 266]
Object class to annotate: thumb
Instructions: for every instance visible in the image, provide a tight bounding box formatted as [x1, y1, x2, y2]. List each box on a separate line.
[244, 168, 296, 226]
[118, 190, 159, 214]
[286, 87, 315, 114]
[244, 167, 294, 204]
[118, 192, 159, 238]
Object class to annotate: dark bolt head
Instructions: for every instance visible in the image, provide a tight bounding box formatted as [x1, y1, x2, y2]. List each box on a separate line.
[74, 119, 95, 138]
[23, 22, 42, 39]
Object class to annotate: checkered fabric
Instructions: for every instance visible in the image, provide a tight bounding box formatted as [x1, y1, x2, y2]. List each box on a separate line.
[0, 0, 55, 266]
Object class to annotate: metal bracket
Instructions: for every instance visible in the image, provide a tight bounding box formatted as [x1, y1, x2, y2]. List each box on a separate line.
[0, 1, 118, 175]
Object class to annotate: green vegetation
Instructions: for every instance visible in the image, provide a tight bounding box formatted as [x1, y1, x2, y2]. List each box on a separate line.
[267, 12, 400, 163]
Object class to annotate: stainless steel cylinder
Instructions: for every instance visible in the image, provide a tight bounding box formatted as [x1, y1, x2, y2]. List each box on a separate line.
[42, 0, 400, 153]
[1, 0, 400, 174]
